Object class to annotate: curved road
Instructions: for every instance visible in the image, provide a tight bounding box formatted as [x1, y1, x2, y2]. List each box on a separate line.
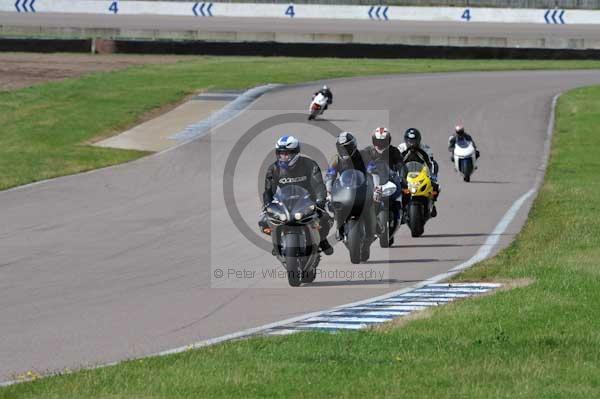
[1, 70, 599, 381]
[2, 13, 600, 40]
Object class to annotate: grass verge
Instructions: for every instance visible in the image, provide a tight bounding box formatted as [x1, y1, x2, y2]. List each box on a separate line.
[1, 81, 599, 399]
[2, 56, 600, 190]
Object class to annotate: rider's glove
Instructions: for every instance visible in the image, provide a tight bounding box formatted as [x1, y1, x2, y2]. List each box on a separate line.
[373, 186, 383, 203]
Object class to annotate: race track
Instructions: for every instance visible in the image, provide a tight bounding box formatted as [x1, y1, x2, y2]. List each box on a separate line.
[1, 70, 599, 381]
[2, 12, 600, 41]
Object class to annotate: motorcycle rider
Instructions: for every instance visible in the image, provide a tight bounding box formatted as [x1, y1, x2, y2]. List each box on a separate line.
[260, 135, 334, 255]
[364, 127, 404, 172]
[448, 125, 480, 162]
[325, 132, 377, 257]
[363, 126, 406, 227]
[398, 128, 440, 217]
[313, 85, 333, 110]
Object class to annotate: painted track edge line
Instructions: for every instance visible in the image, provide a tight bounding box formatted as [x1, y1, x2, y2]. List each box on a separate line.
[0, 92, 562, 388]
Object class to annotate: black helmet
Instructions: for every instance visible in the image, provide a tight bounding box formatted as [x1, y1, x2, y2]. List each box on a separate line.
[404, 128, 421, 150]
[336, 131, 357, 160]
[455, 125, 465, 136]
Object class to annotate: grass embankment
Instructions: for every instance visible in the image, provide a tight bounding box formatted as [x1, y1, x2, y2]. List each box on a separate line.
[1, 83, 599, 398]
[2, 56, 600, 190]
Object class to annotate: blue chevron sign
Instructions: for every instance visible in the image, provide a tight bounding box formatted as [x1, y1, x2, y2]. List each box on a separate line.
[368, 6, 389, 21]
[15, 0, 36, 13]
[544, 9, 565, 24]
[193, 2, 213, 17]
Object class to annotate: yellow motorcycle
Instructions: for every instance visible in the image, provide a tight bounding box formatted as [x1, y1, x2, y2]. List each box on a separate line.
[403, 161, 436, 237]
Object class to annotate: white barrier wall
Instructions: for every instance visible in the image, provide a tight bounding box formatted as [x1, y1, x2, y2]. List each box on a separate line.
[2, 0, 600, 24]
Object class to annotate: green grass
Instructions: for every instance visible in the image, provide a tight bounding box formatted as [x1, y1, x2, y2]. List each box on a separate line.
[2, 72, 600, 398]
[3, 56, 600, 190]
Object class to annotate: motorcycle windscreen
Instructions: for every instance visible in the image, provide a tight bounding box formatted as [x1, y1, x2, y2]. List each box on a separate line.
[369, 159, 391, 185]
[331, 170, 369, 218]
[456, 137, 472, 149]
[273, 185, 314, 216]
[405, 161, 430, 178]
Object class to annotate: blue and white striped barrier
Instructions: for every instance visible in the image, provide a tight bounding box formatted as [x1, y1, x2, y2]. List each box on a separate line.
[2, 0, 600, 24]
[261, 283, 501, 335]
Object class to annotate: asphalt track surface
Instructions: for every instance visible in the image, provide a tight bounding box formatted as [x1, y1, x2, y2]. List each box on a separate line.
[1, 70, 600, 381]
[2, 13, 600, 40]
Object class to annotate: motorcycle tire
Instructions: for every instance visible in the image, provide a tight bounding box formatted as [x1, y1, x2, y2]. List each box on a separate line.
[301, 268, 317, 283]
[459, 158, 473, 183]
[378, 211, 391, 248]
[408, 203, 425, 237]
[346, 220, 362, 264]
[283, 234, 303, 287]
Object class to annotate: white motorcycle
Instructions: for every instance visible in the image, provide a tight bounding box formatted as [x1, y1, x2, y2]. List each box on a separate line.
[308, 93, 328, 120]
[370, 160, 401, 248]
[452, 136, 477, 182]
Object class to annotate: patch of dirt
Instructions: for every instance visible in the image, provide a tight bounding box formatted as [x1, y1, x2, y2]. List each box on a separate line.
[0, 53, 194, 91]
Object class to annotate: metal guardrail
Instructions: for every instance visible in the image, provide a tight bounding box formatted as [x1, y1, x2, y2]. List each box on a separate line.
[125, 0, 600, 9]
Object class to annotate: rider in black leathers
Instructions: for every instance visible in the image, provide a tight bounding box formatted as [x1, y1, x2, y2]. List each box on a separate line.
[324, 132, 377, 255]
[363, 126, 405, 173]
[363, 126, 406, 228]
[313, 85, 333, 110]
[261, 135, 333, 255]
[398, 128, 440, 217]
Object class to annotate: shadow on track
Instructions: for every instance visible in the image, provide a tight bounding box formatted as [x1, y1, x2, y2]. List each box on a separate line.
[307, 278, 415, 287]
[311, 118, 356, 122]
[423, 233, 511, 238]
[392, 243, 482, 248]
[468, 180, 512, 184]
[365, 258, 461, 265]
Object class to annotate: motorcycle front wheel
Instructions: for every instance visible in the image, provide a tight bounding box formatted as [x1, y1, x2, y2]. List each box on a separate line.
[408, 202, 425, 237]
[346, 220, 363, 264]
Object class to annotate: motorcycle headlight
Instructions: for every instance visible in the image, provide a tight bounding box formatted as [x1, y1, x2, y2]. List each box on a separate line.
[410, 187, 417, 194]
[295, 212, 303, 221]
[268, 207, 287, 222]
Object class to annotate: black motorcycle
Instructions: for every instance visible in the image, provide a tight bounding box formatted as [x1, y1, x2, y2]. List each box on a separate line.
[330, 169, 375, 264]
[265, 185, 322, 287]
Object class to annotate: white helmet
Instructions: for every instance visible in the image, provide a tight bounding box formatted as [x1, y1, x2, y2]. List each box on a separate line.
[372, 127, 391, 154]
[275, 135, 300, 169]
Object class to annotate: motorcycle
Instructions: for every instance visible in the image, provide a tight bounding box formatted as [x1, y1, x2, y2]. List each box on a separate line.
[263, 185, 322, 287]
[330, 169, 376, 264]
[308, 93, 328, 120]
[404, 161, 436, 237]
[369, 160, 401, 248]
[452, 136, 477, 182]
